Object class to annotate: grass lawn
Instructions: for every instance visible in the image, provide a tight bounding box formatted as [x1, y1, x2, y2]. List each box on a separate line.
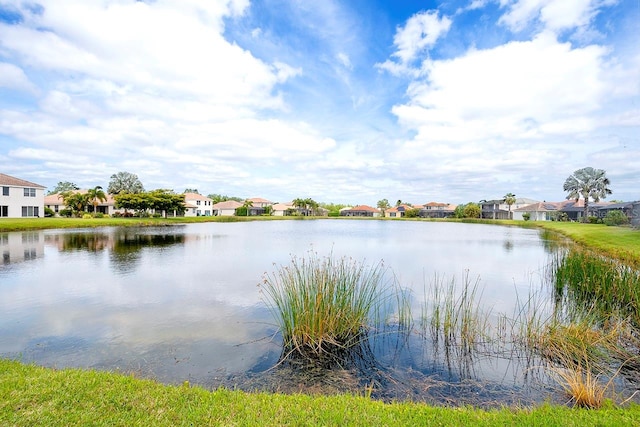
[535, 222, 640, 267]
[2, 360, 639, 426]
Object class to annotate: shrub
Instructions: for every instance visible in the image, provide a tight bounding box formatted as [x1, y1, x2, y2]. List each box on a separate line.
[82, 213, 92, 219]
[603, 210, 629, 226]
[59, 208, 72, 217]
[93, 213, 104, 218]
[522, 212, 531, 221]
[44, 207, 55, 217]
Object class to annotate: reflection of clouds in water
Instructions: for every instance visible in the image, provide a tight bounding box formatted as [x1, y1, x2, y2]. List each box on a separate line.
[1, 221, 555, 385]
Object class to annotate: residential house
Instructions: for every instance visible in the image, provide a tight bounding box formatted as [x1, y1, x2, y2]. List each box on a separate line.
[480, 198, 539, 219]
[419, 202, 457, 218]
[45, 192, 123, 216]
[0, 173, 45, 218]
[594, 201, 640, 223]
[184, 193, 214, 216]
[340, 205, 381, 217]
[513, 202, 559, 221]
[212, 200, 243, 216]
[246, 197, 274, 216]
[385, 204, 414, 218]
[271, 202, 295, 216]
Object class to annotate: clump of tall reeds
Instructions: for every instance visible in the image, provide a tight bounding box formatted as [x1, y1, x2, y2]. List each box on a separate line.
[421, 272, 491, 354]
[261, 252, 390, 364]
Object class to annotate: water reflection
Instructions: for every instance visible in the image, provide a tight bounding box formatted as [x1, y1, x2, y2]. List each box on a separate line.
[0, 232, 44, 266]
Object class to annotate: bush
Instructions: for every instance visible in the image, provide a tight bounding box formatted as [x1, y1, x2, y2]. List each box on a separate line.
[93, 213, 104, 218]
[522, 212, 531, 221]
[603, 210, 629, 226]
[152, 213, 162, 218]
[44, 207, 55, 217]
[59, 208, 72, 217]
[82, 213, 93, 219]
[587, 216, 602, 224]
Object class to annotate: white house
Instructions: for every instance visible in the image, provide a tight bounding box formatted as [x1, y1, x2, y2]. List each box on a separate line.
[0, 173, 46, 218]
[184, 193, 214, 216]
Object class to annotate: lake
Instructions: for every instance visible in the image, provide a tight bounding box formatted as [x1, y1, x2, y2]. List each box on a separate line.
[1, 220, 561, 405]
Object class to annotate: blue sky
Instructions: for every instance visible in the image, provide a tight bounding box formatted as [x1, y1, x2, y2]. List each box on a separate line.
[0, 0, 638, 205]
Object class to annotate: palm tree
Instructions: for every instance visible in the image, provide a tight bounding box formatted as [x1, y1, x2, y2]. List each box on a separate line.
[563, 167, 612, 222]
[504, 193, 516, 220]
[242, 199, 253, 217]
[87, 186, 107, 216]
[377, 199, 390, 215]
[292, 198, 307, 215]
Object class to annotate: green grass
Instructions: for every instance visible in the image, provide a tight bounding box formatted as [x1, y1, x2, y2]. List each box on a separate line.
[536, 222, 640, 268]
[2, 359, 640, 426]
[0, 215, 289, 231]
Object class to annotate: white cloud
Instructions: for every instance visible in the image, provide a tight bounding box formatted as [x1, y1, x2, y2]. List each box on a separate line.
[498, 0, 616, 35]
[392, 11, 452, 64]
[0, 62, 37, 93]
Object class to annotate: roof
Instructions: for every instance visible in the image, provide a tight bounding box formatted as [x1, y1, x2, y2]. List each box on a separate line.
[0, 173, 45, 189]
[45, 191, 117, 205]
[272, 203, 294, 210]
[213, 200, 243, 209]
[183, 192, 212, 201]
[248, 197, 273, 204]
[344, 205, 381, 213]
[387, 204, 414, 213]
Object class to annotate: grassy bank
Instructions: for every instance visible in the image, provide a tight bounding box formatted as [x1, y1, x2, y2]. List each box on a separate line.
[0, 215, 286, 232]
[1, 360, 639, 426]
[535, 222, 640, 267]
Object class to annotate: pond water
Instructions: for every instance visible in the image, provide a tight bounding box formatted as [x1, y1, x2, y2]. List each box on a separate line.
[1, 220, 562, 405]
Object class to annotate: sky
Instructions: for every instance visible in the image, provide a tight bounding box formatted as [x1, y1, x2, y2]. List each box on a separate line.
[0, 0, 638, 205]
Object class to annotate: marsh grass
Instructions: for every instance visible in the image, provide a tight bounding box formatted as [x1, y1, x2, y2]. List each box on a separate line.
[553, 248, 640, 325]
[421, 272, 491, 353]
[261, 252, 391, 365]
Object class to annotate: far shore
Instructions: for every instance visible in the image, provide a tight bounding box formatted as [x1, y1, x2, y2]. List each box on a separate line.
[1, 216, 638, 266]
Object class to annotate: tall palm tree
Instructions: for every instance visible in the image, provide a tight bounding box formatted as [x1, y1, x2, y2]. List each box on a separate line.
[87, 186, 107, 215]
[242, 199, 253, 217]
[563, 167, 612, 222]
[504, 193, 516, 220]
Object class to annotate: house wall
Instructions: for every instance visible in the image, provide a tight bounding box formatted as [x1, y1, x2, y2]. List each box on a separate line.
[1, 184, 45, 218]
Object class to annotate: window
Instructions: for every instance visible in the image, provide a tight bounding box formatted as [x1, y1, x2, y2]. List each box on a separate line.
[0, 206, 7, 217]
[196, 200, 201, 205]
[23, 188, 36, 197]
[21, 206, 39, 217]
[1, 187, 8, 196]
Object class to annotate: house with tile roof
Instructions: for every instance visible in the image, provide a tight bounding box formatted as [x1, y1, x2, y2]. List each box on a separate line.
[340, 205, 382, 217]
[45, 192, 115, 216]
[184, 192, 214, 216]
[213, 200, 243, 216]
[385, 204, 415, 218]
[0, 173, 46, 218]
[418, 202, 457, 218]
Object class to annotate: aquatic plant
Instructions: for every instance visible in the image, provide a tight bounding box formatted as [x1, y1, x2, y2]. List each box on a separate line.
[261, 252, 390, 364]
